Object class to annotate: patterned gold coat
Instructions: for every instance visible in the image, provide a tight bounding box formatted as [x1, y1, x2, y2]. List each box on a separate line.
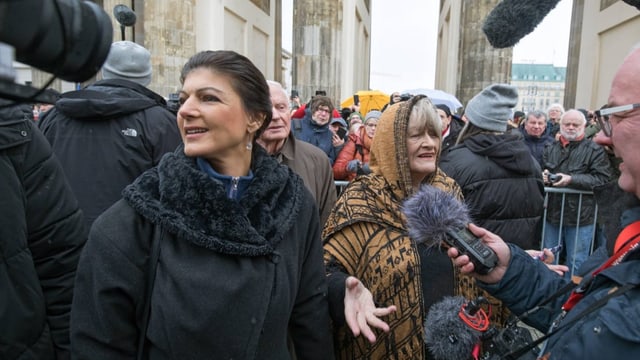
[323, 98, 508, 360]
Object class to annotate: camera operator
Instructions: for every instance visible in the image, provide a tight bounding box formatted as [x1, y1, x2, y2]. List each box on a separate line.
[448, 44, 640, 359]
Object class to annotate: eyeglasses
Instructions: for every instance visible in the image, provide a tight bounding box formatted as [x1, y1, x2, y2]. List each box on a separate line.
[594, 103, 640, 137]
[315, 107, 330, 114]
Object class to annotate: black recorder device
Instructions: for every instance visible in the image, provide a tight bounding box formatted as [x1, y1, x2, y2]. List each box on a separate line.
[445, 228, 498, 275]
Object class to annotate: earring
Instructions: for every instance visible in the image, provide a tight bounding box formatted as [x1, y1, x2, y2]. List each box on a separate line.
[246, 141, 253, 151]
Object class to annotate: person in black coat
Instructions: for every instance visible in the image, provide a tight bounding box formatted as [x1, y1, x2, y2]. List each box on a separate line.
[39, 41, 181, 231]
[435, 103, 465, 155]
[70, 50, 334, 360]
[0, 101, 86, 360]
[440, 83, 545, 250]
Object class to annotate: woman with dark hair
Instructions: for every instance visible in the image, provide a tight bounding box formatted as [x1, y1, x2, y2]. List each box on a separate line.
[71, 50, 334, 359]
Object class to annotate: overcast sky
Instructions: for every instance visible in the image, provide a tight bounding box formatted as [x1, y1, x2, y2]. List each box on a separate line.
[282, 0, 572, 94]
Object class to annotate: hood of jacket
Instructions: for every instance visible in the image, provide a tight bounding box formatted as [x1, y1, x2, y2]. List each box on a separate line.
[55, 79, 167, 120]
[463, 133, 539, 175]
[122, 146, 304, 257]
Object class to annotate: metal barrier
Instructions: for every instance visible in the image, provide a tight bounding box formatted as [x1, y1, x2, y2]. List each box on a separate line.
[541, 187, 599, 277]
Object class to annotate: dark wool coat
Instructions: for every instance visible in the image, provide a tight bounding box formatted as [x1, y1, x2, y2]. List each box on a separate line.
[440, 133, 545, 250]
[38, 79, 181, 231]
[542, 138, 611, 225]
[70, 146, 334, 360]
[0, 104, 86, 360]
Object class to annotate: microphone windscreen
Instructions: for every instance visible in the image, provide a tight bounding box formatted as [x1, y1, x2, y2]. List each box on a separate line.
[482, 0, 561, 48]
[425, 296, 482, 360]
[623, 0, 640, 10]
[113, 4, 137, 27]
[403, 185, 470, 248]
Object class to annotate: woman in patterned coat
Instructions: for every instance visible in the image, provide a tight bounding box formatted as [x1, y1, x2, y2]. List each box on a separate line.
[323, 96, 468, 359]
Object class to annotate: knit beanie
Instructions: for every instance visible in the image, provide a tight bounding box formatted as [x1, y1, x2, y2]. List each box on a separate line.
[365, 110, 382, 123]
[465, 83, 518, 132]
[102, 41, 152, 86]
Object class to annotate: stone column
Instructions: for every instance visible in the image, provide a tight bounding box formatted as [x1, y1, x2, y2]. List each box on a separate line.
[563, 0, 584, 110]
[292, 0, 342, 104]
[457, 0, 513, 106]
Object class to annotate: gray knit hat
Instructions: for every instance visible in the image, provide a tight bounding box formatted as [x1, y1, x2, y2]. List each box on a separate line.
[465, 83, 518, 132]
[102, 41, 152, 86]
[365, 110, 382, 123]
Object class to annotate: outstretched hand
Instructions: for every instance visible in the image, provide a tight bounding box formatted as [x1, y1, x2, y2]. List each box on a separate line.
[344, 276, 397, 343]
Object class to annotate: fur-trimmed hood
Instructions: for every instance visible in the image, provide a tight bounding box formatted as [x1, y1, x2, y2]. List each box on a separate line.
[122, 146, 304, 257]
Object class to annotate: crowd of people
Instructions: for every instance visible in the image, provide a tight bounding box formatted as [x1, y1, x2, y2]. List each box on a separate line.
[3, 36, 640, 359]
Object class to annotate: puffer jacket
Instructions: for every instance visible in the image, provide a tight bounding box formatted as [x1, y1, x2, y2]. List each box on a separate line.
[542, 138, 611, 225]
[38, 79, 181, 231]
[0, 103, 85, 359]
[440, 133, 545, 250]
[70, 146, 334, 359]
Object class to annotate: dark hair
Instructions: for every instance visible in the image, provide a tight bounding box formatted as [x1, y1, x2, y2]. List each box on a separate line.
[180, 50, 272, 140]
[435, 104, 451, 117]
[456, 121, 492, 144]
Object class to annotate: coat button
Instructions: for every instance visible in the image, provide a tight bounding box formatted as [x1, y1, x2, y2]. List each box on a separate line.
[21, 130, 27, 136]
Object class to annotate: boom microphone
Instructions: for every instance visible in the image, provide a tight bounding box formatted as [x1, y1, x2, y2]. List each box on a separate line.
[424, 296, 490, 360]
[482, 0, 561, 48]
[403, 185, 498, 274]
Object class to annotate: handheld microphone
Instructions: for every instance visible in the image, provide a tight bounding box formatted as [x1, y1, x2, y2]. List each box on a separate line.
[425, 296, 491, 360]
[403, 185, 498, 274]
[482, 0, 561, 48]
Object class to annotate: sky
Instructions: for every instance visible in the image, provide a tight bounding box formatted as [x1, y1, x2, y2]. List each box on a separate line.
[282, 0, 573, 95]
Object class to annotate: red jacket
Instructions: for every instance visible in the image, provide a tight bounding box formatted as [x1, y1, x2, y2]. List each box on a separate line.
[333, 127, 372, 181]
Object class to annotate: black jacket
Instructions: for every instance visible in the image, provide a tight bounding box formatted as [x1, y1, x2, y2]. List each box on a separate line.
[38, 79, 181, 231]
[71, 146, 334, 359]
[542, 138, 611, 225]
[521, 128, 554, 167]
[440, 133, 545, 249]
[0, 103, 85, 359]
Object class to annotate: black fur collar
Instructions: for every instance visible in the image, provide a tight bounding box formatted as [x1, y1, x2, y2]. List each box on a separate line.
[123, 146, 303, 256]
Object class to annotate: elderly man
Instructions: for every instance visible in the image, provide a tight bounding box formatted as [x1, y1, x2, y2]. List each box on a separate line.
[258, 80, 337, 226]
[521, 110, 554, 166]
[448, 44, 640, 359]
[542, 109, 611, 275]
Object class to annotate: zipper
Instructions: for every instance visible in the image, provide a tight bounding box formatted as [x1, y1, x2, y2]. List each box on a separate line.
[230, 176, 239, 199]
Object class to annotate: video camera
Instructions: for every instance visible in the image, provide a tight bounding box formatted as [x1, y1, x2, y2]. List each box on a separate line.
[0, 0, 113, 104]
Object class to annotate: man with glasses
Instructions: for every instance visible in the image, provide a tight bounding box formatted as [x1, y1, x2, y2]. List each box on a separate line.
[448, 45, 640, 359]
[291, 95, 343, 164]
[541, 109, 611, 276]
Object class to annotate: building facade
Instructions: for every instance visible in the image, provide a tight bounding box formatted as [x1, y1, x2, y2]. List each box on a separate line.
[511, 63, 566, 113]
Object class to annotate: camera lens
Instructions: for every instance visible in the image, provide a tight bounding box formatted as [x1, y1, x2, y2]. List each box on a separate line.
[0, 0, 113, 82]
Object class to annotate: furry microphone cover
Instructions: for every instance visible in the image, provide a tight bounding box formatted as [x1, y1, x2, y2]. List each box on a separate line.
[424, 296, 483, 360]
[483, 0, 561, 48]
[402, 185, 471, 248]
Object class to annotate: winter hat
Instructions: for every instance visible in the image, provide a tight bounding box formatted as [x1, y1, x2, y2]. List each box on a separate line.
[330, 118, 348, 128]
[364, 110, 382, 123]
[435, 104, 451, 117]
[465, 83, 518, 132]
[102, 41, 152, 86]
